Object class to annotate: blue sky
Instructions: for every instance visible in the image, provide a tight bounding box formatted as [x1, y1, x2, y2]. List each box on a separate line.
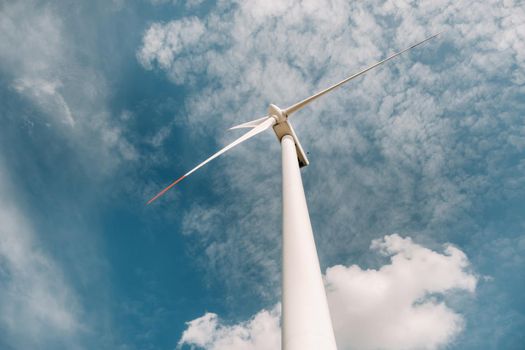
[0, 0, 524, 349]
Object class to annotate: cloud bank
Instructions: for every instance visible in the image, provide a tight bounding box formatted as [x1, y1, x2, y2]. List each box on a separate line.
[179, 235, 477, 350]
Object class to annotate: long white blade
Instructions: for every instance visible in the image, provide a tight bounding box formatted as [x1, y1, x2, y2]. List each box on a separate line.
[284, 32, 442, 115]
[229, 115, 270, 130]
[147, 117, 276, 204]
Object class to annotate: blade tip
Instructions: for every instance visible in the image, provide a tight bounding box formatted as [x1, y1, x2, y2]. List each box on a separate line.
[145, 174, 186, 206]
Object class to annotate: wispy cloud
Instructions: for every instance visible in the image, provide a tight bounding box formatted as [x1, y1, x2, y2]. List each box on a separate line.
[0, 163, 82, 349]
[0, 1, 143, 348]
[0, 0, 137, 172]
[13, 78, 75, 126]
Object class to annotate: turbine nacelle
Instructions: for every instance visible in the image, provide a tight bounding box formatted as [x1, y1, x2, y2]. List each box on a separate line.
[267, 104, 309, 167]
[272, 118, 310, 168]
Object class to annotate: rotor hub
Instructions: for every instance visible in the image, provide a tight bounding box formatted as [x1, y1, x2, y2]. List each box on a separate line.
[268, 104, 287, 124]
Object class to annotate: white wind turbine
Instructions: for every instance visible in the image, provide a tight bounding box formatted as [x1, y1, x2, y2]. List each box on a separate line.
[148, 33, 441, 350]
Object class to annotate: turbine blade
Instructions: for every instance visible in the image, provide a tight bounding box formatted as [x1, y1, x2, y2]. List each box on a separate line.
[229, 115, 270, 130]
[284, 32, 442, 116]
[147, 117, 276, 205]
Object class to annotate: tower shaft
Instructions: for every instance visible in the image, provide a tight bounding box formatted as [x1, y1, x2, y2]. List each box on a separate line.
[281, 135, 337, 350]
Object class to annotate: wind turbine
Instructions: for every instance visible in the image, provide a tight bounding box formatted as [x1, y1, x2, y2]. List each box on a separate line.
[148, 33, 441, 350]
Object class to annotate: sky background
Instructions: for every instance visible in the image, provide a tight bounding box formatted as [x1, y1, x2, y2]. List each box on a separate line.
[1, 0, 524, 349]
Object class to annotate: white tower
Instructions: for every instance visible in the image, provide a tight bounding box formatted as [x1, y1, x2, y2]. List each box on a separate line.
[281, 134, 337, 349]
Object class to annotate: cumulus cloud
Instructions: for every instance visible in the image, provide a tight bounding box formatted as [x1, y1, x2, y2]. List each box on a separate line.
[179, 235, 477, 350]
[178, 306, 280, 350]
[137, 0, 524, 306]
[327, 234, 476, 350]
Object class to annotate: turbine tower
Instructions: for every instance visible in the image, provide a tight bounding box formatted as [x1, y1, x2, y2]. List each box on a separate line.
[147, 33, 441, 350]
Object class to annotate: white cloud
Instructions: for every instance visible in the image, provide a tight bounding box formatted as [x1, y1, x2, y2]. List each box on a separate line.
[0, 2, 63, 77]
[149, 0, 205, 9]
[0, 0, 137, 171]
[327, 234, 476, 350]
[178, 306, 280, 350]
[179, 235, 476, 350]
[0, 164, 82, 348]
[0, 1, 142, 347]
[13, 78, 75, 126]
[137, 18, 206, 83]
